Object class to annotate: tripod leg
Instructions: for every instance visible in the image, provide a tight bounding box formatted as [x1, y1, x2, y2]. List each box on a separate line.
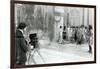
[27, 54, 31, 64]
[27, 50, 36, 64]
[36, 49, 45, 63]
[31, 54, 37, 64]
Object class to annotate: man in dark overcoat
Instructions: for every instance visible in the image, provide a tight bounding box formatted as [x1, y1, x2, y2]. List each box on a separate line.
[15, 22, 29, 65]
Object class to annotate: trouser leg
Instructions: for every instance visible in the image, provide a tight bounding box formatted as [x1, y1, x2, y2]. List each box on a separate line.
[88, 45, 92, 53]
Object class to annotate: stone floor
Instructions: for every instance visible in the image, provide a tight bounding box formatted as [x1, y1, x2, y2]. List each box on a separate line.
[26, 39, 94, 65]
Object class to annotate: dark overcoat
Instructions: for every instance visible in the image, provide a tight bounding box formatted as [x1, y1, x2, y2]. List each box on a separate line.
[15, 29, 28, 65]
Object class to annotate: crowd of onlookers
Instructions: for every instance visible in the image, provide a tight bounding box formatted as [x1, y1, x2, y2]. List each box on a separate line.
[61, 25, 93, 45]
[57, 25, 93, 53]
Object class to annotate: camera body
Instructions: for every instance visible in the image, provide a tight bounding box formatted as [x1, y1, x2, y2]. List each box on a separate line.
[29, 33, 38, 49]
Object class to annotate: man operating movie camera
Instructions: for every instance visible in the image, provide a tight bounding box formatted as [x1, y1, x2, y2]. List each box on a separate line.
[27, 32, 45, 64]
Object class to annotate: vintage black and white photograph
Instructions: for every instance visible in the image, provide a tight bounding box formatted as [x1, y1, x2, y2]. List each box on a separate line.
[11, 1, 96, 68]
